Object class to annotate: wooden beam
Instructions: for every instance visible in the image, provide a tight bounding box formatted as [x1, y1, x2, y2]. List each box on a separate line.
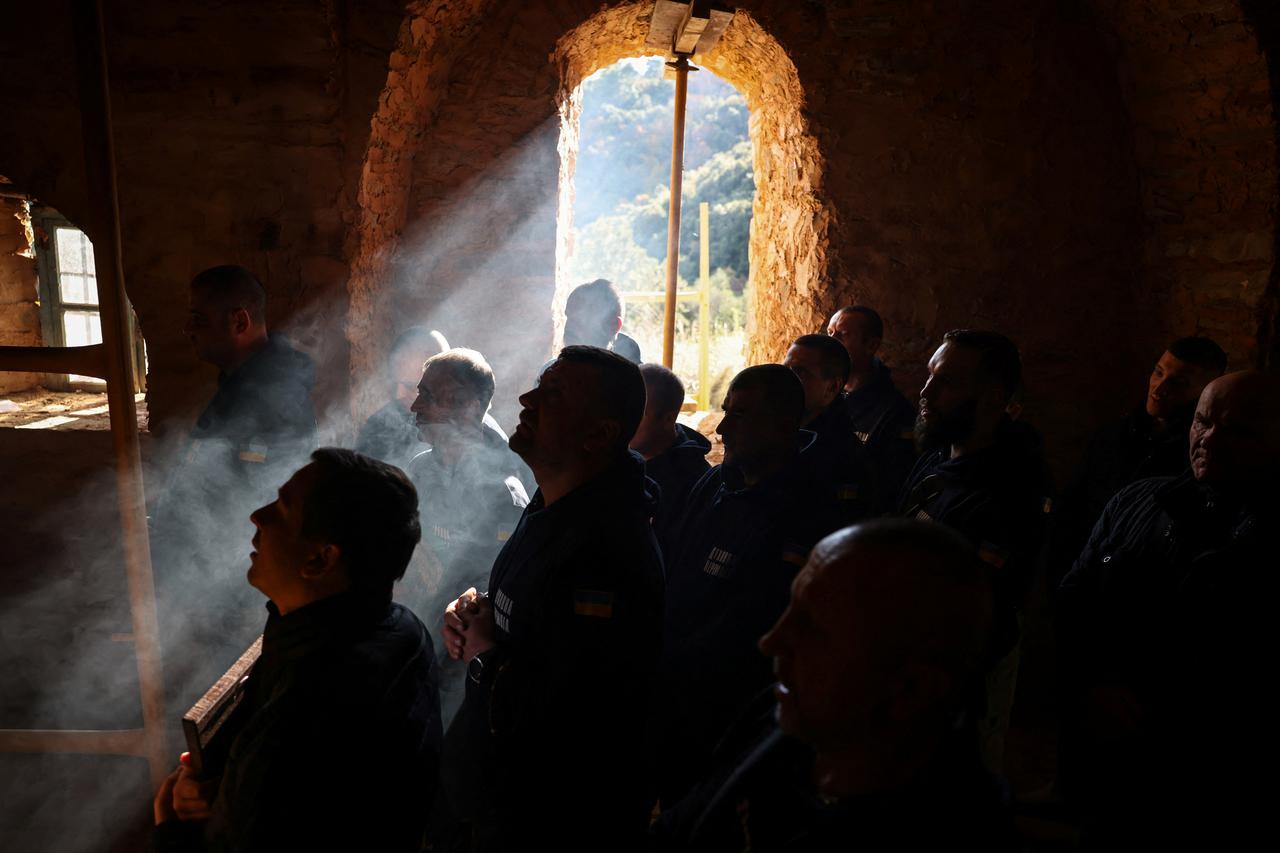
[0, 344, 109, 378]
[0, 728, 148, 757]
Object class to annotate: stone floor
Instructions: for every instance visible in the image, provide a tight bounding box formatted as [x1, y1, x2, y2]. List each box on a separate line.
[0, 386, 148, 432]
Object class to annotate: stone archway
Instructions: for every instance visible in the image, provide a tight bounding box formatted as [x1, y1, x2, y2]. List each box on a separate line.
[551, 3, 830, 365]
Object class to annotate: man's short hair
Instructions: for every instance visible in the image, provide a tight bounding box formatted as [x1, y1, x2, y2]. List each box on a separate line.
[302, 448, 421, 600]
[1168, 336, 1228, 375]
[728, 364, 806, 424]
[791, 334, 852, 385]
[834, 305, 884, 340]
[941, 329, 1023, 402]
[190, 265, 267, 325]
[639, 363, 685, 418]
[558, 345, 646, 449]
[422, 348, 496, 411]
[388, 326, 449, 368]
[566, 279, 623, 324]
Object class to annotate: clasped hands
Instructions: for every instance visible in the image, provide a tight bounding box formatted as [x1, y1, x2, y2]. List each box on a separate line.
[442, 586, 496, 662]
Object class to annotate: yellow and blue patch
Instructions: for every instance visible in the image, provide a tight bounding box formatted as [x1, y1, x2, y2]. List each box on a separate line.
[781, 543, 809, 567]
[977, 541, 1008, 569]
[573, 589, 615, 618]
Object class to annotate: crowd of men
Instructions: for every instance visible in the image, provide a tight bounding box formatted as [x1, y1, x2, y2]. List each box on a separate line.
[146, 266, 1279, 851]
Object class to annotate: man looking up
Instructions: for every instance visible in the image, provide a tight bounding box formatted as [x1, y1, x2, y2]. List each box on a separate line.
[563, 278, 642, 362]
[406, 348, 528, 721]
[655, 365, 842, 807]
[355, 326, 449, 467]
[155, 265, 317, 708]
[630, 363, 710, 554]
[1057, 371, 1280, 846]
[785, 333, 875, 517]
[1050, 336, 1226, 588]
[655, 520, 1012, 850]
[435, 346, 664, 851]
[899, 330, 1049, 772]
[827, 305, 917, 504]
[152, 449, 442, 853]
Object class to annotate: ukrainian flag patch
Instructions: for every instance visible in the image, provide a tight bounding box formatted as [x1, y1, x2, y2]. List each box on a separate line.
[238, 442, 268, 463]
[573, 589, 615, 618]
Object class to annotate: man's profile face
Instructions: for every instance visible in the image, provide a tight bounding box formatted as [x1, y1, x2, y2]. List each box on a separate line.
[717, 385, 785, 472]
[826, 311, 879, 372]
[1146, 351, 1215, 421]
[759, 545, 882, 748]
[391, 350, 428, 411]
[1189, 378, 1280, 485]
[916, 342, 983, 450]
[783, 344, 841, 422]
[510, 359, 595, 469]
[183, 286, 237, 367]
[248, 464, 320, 604]
[410, 365, 478, 443]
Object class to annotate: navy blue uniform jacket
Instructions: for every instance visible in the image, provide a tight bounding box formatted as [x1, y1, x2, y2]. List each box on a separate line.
[440, 452, 664, 851]
[153, 591, 443, 853]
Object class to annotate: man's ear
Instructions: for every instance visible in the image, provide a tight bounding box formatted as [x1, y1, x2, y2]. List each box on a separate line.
[868, 336, 883, 356]
[583, 417, 622, 455]
[613, 315, 623, 335]
[300, 543, 343, 582]
[230, 307, 252, 336]
[885, 662, 953, 724]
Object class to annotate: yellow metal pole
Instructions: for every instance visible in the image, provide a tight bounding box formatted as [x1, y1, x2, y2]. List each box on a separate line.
[698, 202, 711, 410]
[73, 0, 168, 788]
[662, 55, 692, 368]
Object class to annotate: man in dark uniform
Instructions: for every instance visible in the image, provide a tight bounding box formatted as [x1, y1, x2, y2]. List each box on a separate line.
[630, 363, 710, 554]
[1056, 371, 1280, 847]
[355, 326, 448, 467]
[1049, 336, 1226, 589]
[405, 347, 528, 722]
[898, 330, 1050, 772]
[784, 333, 876, 518]
[655, 365, 843, 808]
[434, 346, 664, 851]
[152, 448, 443, 853]
[564, 278, 642, 362]
[655, 520, 1013, 852]
[827, 305, 917, 506]
[154, 265, 318, 708]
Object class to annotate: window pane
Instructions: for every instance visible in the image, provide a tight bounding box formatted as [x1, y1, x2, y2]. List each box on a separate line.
[60, 273, 88, 304]
[62, 310, 103, 347]
[56, 228, 90, 273]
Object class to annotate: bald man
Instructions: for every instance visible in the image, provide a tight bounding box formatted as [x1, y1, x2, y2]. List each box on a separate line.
[1057, 370, 1280, 846]
[655, 520, 1013, 850]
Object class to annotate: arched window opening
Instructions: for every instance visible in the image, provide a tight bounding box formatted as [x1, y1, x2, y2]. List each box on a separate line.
[560, 55, 752, 410]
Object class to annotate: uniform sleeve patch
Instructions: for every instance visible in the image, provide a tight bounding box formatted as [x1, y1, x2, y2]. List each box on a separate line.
[496, 530, 511, 542]
[1042, 497, 1054, 514]
[238, 442, 268, 463]
[573, 589, 615, 618]
[977, 541, 1008, 569]
[836, 484, 860, 501]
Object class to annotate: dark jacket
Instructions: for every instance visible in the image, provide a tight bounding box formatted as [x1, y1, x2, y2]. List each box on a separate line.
[153, 591, 443, 853]
[406, 430, 530, 724]
[152, 334, 318, 708]
[655, 436, 844, 805]
[1055, 473, 1278, 842]
[843, 359, 917, 507]
[646, 423, 712, 555]
[439, 452, 665, 851]
[899, 419, 1051, 655]
[613, 331, 643, 363]
[654, 694, 1014, 852]
[803, 395, 878, 520]
[1049, 406, 1192, 589]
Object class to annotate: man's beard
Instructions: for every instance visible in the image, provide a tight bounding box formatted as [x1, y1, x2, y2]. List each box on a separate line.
[914, 399, 979, 453]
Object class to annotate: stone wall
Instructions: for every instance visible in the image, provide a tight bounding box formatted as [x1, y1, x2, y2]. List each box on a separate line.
[0, 196, 43, 395]
[0, 0, 1275, 474]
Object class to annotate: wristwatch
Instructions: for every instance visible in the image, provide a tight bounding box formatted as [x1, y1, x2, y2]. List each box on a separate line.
[467, 652, 489, 685]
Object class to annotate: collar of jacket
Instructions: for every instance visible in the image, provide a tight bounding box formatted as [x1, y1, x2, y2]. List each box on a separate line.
[262, 589, 390, 665]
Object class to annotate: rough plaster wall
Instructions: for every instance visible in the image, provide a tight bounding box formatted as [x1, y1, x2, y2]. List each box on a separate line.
[0, 0, 405, 434]
[0, 198, 43, 394]
[1094, 0, 1276, 371]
